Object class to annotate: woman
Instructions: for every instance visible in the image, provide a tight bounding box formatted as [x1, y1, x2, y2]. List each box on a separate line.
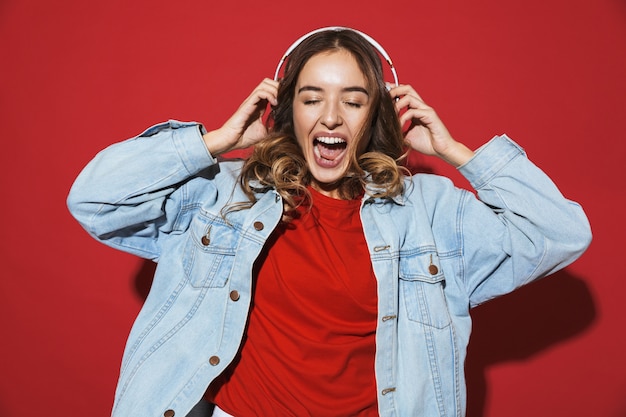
[67, 28, 591, 417]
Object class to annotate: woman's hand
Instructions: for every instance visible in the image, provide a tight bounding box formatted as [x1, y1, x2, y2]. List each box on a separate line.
[388, 84, 474, 167]
[203, 78, 279, 156]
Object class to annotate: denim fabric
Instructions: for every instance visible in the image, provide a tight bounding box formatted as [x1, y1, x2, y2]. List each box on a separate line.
[67, 121, 591, 417]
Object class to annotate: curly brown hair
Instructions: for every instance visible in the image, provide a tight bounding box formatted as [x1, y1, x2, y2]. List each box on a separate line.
[237, 29, 408, 214]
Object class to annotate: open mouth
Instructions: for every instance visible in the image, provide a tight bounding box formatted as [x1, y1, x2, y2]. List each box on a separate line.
[313, 137, 347, 165]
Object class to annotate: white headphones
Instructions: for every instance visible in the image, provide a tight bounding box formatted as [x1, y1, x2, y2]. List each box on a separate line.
[273, 26, 399, 87]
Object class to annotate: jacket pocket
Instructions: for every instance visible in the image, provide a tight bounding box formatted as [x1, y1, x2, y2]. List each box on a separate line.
[183, 212, 238, 288]
[399, 251, 451, 329]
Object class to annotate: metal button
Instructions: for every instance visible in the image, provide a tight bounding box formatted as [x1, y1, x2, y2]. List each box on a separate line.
[253, 221, 264, 231]
[201, 226, 211, 246]
[164, 410, 175, 417]
[381, 387, 396, 395]
[209, 356, 220, 366]
[229, 290, 240, 301]
[428, 254, 439, 275]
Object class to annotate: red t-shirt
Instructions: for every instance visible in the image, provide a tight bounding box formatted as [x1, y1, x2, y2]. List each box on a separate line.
[208, 187, 379, 416]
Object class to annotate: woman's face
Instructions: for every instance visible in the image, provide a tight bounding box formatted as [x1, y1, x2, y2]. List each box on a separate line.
[292, 49, 372, 198]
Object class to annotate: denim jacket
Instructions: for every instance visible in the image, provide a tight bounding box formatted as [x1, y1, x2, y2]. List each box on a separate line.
[67, 121, 591, 417]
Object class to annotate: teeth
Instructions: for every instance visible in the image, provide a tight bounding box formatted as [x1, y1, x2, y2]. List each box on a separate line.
[316, 136, 346, 145]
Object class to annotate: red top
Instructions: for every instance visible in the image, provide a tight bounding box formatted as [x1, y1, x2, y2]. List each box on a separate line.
[208, 187, 379, 416]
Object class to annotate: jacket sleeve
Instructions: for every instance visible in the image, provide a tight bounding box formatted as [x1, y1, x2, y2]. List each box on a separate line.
[456, 135, 592, 307]
[66, 120, 216, 260]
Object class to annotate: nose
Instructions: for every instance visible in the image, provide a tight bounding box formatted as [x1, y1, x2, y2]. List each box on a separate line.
[320, 101, 343, 129]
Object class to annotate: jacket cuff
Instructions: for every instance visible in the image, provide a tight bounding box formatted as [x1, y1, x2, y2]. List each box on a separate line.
[458, 135, 526, 190]
[140, 120, 216, 175]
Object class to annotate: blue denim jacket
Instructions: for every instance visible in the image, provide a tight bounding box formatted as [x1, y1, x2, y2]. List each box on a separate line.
[67, 121, 591, 417]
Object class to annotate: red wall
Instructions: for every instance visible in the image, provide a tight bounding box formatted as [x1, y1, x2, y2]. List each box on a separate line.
[1, 0, 625, 416]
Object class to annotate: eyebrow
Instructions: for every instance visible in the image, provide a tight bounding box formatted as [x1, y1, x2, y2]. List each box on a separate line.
[297, 85, 369, 95]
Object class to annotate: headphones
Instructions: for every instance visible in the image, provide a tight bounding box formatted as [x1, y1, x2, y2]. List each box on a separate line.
[273, 26, 399, 87]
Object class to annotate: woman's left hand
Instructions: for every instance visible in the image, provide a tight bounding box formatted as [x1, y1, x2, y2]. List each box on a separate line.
[388, 84, 474, 167]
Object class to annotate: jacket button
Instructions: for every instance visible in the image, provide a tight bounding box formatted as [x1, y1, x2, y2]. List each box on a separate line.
[429, 264, 439, 275]
[229, 290, 240, 301]
[201, 236, 210, 246]
[164, 410, 175, 417]
[253, 221, 264, 231]
[209, 356, 220, 366]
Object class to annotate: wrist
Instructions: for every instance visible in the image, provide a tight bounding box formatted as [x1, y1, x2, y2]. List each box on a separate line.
[440, 141, 475, 167]
[203, 128, 237, 157]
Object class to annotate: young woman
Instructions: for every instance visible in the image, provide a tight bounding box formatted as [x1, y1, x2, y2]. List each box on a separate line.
[67, 27, 591, 417]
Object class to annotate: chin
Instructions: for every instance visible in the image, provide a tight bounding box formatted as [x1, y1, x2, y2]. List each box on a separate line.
[310, 168, 346, 186]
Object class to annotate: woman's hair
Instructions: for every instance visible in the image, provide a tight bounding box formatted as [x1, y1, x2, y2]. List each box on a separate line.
[237, 29, 407, 213]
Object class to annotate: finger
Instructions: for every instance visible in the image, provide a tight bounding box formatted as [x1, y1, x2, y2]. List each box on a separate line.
[244, 79, 278, 103]
[389, 84, 426, 103]
[256, 83, 279, 106]
[255, 90, 277, 107]
[262, 77, 280, 89]
[394, 96, 432, 124]
[396, 95, 430, 112]
[243, 87, 276, 109]
[399, 107, 438, 128]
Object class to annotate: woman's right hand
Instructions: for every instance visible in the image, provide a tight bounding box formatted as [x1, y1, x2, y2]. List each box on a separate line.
[203, 78, 279, 156]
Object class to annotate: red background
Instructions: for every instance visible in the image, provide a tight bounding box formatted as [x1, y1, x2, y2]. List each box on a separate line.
[1, 0, 625, 416]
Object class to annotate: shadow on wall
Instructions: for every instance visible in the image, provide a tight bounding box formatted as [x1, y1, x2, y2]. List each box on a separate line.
[465, 270, 596, 417]
[133, 262, 596, 417]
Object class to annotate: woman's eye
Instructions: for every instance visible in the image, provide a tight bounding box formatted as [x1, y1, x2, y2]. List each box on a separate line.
[345, 101, 363, 108]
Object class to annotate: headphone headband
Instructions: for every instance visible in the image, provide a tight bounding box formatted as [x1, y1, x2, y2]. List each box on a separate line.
[273, 26, 399, 86]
